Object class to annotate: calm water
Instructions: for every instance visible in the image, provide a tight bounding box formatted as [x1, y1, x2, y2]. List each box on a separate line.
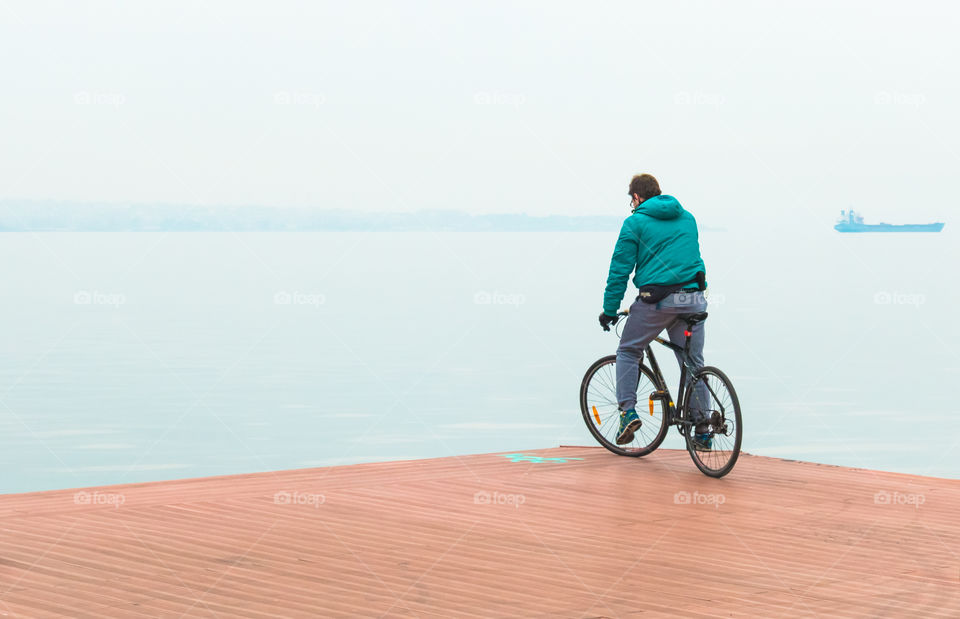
[2, 228, 958, 493]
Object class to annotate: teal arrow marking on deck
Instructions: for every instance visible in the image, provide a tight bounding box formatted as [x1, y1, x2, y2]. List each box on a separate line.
[500, 453, 584, 464]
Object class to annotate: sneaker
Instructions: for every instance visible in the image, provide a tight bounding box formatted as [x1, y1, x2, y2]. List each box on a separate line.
[616, 409, 641, 445]
[692, 433, 713, 451]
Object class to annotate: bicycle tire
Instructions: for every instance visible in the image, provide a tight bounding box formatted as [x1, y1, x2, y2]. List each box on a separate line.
[682, 366, 742, 477]
[579, 355, 670, 457]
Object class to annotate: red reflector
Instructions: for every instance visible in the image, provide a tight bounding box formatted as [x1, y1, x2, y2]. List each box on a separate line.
[684, 330, 692, 337]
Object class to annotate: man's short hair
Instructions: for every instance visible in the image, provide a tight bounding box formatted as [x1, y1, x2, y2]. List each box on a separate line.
[628, 174, 661, 200]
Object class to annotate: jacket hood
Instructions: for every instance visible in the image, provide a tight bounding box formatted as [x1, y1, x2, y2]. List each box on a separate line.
[634, 194, 683, 220]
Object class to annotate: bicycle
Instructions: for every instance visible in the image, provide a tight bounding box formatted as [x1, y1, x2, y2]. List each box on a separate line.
[579, 309, 742, 478]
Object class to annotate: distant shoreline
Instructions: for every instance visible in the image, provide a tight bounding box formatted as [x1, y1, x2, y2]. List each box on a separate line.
[0, 202, 725, 232]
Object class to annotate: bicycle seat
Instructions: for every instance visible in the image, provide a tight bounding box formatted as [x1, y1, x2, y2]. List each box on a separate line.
[682, 312, 709, 326]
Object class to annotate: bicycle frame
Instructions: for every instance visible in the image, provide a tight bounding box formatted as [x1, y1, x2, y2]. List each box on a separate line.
[643, 330, 699, 429]
[588, 309, 741, 477]
[613, 308, 716, 432]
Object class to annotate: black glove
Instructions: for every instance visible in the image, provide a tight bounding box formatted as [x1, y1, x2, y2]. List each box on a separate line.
[598, 312, 619, 331]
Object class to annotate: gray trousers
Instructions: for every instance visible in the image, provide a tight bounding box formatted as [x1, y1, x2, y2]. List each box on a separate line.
[615, 291, 709, 423]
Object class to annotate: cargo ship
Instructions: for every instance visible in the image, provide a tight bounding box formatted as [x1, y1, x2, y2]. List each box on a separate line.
[835, 210, 944, 233]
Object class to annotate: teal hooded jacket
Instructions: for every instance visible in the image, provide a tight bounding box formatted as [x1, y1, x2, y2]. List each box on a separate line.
[602, 194, 706, 316]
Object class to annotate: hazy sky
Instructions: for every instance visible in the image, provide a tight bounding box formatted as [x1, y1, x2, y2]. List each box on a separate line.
[1, 1, 958, 224]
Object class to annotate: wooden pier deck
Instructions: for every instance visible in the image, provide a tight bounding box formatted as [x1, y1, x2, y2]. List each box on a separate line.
[1, 447, 958, 617]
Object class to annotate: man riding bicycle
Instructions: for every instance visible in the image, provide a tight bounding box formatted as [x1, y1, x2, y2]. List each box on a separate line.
[597, 174, 713, 450]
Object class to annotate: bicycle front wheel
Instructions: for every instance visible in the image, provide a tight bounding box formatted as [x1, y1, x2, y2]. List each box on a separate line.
[683, 366, 742, 477]
[580, 355, 669, 457]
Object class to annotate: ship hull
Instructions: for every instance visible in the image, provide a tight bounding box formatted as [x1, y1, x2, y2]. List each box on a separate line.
[834, 222, 944, 233]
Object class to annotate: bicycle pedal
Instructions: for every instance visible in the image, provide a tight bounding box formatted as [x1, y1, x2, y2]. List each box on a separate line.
[648, 391, 669, 416]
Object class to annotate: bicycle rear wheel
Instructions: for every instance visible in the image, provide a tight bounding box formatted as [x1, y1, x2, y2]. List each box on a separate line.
[580, 355, 669, 457]
[683, 366, 742, 477]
